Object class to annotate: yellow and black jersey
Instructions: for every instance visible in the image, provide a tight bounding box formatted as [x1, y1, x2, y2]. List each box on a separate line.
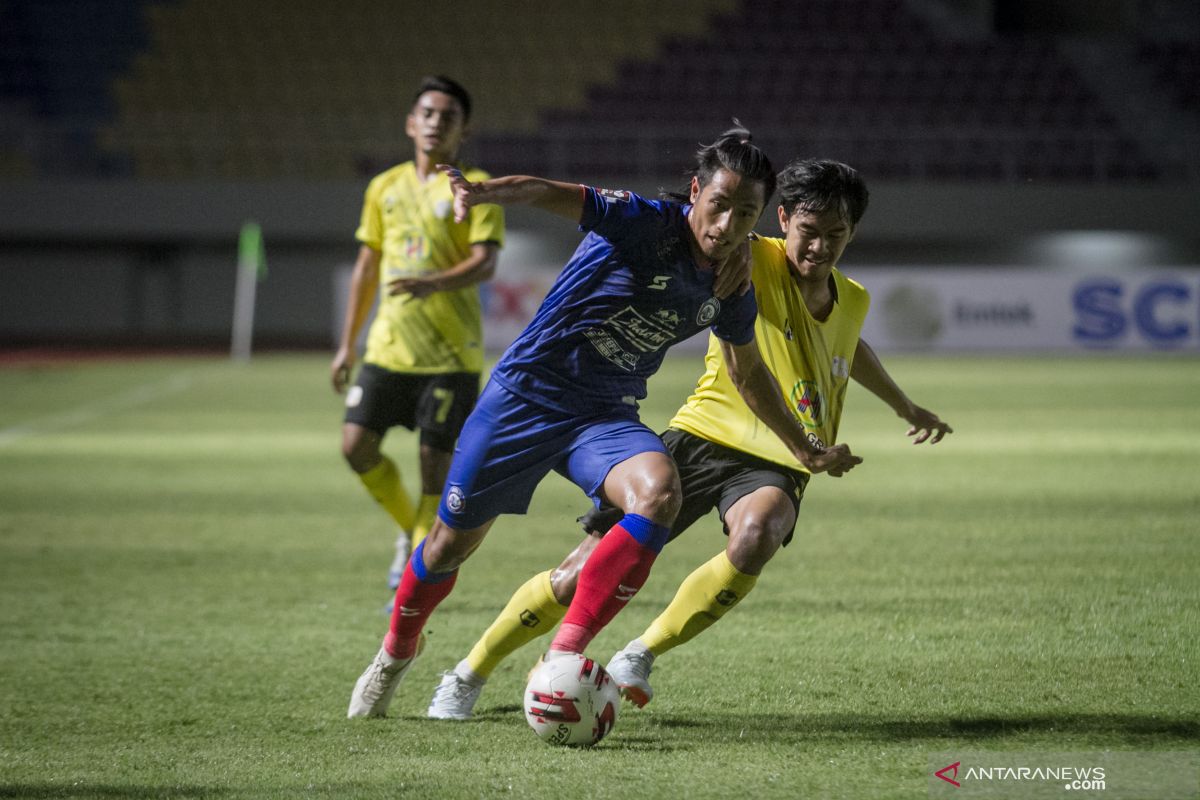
[669, 235, 869, 473]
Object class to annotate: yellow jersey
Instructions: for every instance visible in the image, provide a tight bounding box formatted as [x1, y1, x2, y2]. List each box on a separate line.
[669, 235, 870, 473]
[355, 161, 505, 373]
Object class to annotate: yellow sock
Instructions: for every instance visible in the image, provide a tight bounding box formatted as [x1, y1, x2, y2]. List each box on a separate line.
[357, 456, 415, 532]
[410, 493, 440, 550]
[641, 551, 758, 657]
[465, 571, 568, 679]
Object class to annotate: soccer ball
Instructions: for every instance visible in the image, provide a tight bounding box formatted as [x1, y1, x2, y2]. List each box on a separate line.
[524, 653, 620, 747]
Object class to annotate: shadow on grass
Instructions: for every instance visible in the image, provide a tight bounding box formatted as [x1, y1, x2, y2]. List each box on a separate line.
[475, 703, 523, 718]
[653, 712, 1200, 743]
[0, 786, 225, 799]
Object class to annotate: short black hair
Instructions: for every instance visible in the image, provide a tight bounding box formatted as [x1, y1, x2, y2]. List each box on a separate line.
[412, 75, 472, 121]
[692, 122, 776, 203]
[776, 159, 869, 228]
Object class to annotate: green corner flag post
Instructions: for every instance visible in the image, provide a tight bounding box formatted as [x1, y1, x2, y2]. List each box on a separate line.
[231, 221, 267, 362]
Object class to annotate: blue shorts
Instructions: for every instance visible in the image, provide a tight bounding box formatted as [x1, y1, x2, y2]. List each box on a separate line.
[437, 379, 668, 530]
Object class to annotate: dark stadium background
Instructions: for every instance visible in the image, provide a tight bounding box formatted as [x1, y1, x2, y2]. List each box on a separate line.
[1, 0, 1197, 353]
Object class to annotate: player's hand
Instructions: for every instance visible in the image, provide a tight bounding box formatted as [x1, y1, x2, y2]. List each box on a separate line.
[437, 163, 482, 223]
[903, 405, 952, 445]
[712, 239, 752, 299]
[331, 348, 354, 394]
[387, 276, 435, 299]
[800, 443, 862, 477]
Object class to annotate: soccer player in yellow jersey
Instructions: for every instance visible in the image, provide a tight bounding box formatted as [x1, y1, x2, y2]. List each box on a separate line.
[425, 159, 951, 718]
[332, 76, 504, 590]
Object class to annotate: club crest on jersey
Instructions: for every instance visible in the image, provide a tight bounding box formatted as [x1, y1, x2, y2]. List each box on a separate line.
[434, 199, 453, 220]
[696, 297, 720, 326]
[597, 188, 631, 202]
[446, 485, 466, 514]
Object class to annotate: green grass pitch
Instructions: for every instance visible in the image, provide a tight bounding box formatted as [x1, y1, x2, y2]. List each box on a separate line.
[1, 352, 1197, 799]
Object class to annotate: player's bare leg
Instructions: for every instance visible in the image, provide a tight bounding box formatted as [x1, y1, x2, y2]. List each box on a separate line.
[342, 422, 417, 587]
[414, 442, 453, 550]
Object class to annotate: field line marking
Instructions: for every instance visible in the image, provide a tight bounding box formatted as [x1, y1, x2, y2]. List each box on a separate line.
[0, 371, 196, 448]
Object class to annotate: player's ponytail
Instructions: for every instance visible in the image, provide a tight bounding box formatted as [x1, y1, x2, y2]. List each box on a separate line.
[662, 119, 776, 203]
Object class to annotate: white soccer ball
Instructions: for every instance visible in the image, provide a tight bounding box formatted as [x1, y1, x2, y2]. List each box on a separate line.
[524, 653, 620, 747]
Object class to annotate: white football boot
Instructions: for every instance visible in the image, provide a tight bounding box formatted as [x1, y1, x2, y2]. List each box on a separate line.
[607, 639, 656, 708]
[347, 636, 425, 718]
[427, 661, 486, 720]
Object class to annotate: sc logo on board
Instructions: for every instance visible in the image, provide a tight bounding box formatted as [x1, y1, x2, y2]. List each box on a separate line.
[1072, 279, 1196, 347]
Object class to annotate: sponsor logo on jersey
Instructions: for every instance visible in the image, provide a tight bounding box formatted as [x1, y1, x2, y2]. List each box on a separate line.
[655, 236, 679, 261]
[791, 379, 827, 429]
[696, 297, 720, 326]
[610, 306, 677, 350]
[831, 355, 850, 379]
[433, 199, 453, 220]
[585, 304, 684, 372]
[597, 188, 631, 202]
[648, 275, 672, 290]
[403, 234, 426, 260]
[654, 309, 680, 327]
[584, 328, 639, 372]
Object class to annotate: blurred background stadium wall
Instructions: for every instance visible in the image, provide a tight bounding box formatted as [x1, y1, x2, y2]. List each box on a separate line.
[0, 0, 1197, 352]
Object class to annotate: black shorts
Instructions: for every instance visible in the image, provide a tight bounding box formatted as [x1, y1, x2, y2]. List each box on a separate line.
[343, 364, 479, 451]
[578, 428, 809, 546]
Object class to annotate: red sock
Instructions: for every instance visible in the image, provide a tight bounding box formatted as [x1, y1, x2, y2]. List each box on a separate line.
[551, 524, 660, 653]
[384, 544, 457, 659]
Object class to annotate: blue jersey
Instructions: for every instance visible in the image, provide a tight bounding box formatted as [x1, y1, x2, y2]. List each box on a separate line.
[490, 187, 757, 415]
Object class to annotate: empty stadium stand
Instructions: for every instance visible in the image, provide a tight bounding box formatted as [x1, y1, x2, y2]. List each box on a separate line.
[1, 0, 1196, 182]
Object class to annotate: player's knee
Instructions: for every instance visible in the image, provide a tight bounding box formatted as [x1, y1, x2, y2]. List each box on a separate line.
[420, 525, 473, 572]
[341, 433, 378, 473]
[727, 514, 785, 573]
[628, 472, 682, 524]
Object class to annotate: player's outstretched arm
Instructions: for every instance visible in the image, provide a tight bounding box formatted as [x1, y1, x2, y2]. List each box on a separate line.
[720, 338, 863, 477]
[850, 338, 952, 444]
[438, 165, 585, 223]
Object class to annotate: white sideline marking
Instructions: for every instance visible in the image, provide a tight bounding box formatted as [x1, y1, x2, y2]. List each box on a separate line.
[0, 372, 195, 448]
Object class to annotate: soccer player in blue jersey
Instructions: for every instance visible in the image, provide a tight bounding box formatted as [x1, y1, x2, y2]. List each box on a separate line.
[347, 127, 863, 718]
